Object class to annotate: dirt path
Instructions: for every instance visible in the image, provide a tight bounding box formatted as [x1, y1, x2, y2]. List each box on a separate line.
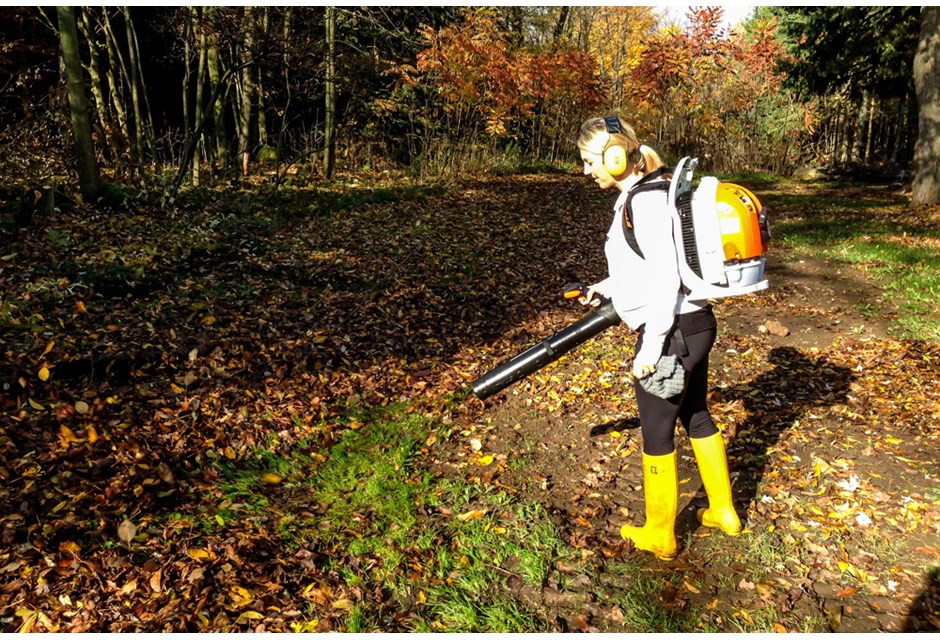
[446, 218, 940, 631]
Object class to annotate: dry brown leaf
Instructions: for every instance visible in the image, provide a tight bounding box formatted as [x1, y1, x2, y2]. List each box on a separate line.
[117, 519, 137, 543]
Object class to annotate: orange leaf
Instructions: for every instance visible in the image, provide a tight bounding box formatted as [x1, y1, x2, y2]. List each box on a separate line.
[150, 568, 162, 593]
[456, 509, 488, 522]
[188, 548, 212, 561]
[59, 425, 82, 443]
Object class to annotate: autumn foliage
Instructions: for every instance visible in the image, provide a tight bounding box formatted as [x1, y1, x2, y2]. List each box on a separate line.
[403, 7, 807, 175]
[408, 10, 604, 167]
[628, 7, 799, 171]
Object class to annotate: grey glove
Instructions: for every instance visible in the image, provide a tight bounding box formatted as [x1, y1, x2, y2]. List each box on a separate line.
[637, 354, 686, 400]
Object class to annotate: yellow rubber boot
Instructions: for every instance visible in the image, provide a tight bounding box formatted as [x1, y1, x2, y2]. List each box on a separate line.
[691, 432, 742, 536]
[620, 451, 678, 561]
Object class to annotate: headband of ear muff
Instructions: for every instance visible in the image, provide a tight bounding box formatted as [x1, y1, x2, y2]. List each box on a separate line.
[602, 116, 628, 177]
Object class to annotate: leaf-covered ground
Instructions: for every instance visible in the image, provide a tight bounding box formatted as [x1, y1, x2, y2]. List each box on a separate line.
[1, 174, 938, 631]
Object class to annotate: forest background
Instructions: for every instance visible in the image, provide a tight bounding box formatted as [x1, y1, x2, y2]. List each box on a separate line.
[1, 6, 937, 201]
[2, 5, 940, 634]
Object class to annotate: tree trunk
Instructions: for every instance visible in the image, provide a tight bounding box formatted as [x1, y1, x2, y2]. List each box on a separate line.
[913, 7, 940, 204]
[865, 95, 878, 164]
[57, 6, 100, 202]
[274, 8, 293, 187]
[851, 90, 871, 164]
[552, 6, 570, 44]
[831, 98, 843, 165]
[124, 7, 154, 157]
[323, 5, 336, 179]
[890, 94, 906, 165]
[838, 94, 853, 165]
[101, 10, 131, 161]
[121, 7, 147, 164]
[78, 8, 111, 160]
[182, 12, 192, 173]
[102, 10, 136, 164]
[193, 8, 208, 186]
[257, 7, 270, 148]
[237, 7, 256, 176]
[206, 28, 227, 163]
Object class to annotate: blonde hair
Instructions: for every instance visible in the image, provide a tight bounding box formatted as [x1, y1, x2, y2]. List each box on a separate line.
[578, 116, 663, 175]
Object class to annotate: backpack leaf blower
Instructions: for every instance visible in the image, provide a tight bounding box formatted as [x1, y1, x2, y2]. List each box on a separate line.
[471, 284, 621, 400]
[471, 160, 770, 401]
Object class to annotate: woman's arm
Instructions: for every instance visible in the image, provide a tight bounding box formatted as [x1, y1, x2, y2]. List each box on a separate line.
[630, 191, 682, 371]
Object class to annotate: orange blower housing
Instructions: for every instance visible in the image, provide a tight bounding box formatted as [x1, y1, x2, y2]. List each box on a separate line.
[716, 183, 765, 262]
[670, 157, 770, 301]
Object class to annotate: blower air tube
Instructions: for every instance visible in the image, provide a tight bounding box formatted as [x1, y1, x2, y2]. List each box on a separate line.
[471, 299, 621, 400]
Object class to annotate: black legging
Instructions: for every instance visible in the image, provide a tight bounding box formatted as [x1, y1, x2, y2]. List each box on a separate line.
[633, 306, 720, 456]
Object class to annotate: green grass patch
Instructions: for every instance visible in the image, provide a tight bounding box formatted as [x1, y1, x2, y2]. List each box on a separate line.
[716, 171, 786, 189]
[768, 184, 940, 341]
[208, 403, 583, 632]
[602, 561, 689, 632]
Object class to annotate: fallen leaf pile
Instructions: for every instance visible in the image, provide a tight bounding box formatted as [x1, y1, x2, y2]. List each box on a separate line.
[1, 175, 938, 632]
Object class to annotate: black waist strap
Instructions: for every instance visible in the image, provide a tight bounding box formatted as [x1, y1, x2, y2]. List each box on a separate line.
[677, 305, 717, 336]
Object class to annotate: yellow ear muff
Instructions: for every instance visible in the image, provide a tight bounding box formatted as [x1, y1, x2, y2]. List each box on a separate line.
[603, 145, 627, 177]
[601, 115, 628, 177]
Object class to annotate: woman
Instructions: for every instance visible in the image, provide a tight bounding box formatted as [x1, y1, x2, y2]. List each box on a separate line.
[577, 115, 741, 561]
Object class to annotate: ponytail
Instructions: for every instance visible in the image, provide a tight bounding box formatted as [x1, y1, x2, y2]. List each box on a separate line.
[635, 144, 664, 174]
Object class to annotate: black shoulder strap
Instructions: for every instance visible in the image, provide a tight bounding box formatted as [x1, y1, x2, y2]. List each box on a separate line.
[623, 166, 672, 259]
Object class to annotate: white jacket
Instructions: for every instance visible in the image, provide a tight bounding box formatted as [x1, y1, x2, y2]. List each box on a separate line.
[592, 183, 705, 368]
